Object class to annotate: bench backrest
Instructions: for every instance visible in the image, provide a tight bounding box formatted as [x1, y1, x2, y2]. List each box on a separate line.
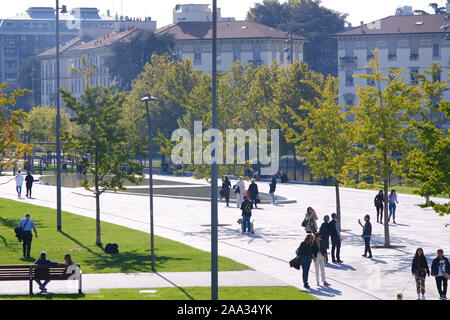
[0, 264, 81, 281]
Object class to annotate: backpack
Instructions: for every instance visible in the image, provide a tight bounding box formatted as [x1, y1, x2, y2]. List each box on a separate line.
[233, 185, 240, 194]
[105, 243, 119, 254]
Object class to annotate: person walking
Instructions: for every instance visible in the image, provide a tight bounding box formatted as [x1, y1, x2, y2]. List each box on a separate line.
[388, 190, 399, 224]
[411, 248, 430, 300]
[329, 213, 343, 264]
[374, 190, 384, 224]
[25, 171, 34, 199]
[34, 252, 64, 293]
[15, 170, 24, 198]
[431, 249, 449, 300]
[303, 207, 318, 234]
[312, 232, 331, 287]
[240, 196, 253, 234]
[358, 215, 373, 259]
[248, 179, 259, 209]
[269, 175, 277, 205]
[18, 213, 38, 258]
[296, 234, 315, 289]
[221, 176, 231, 207]
[319, 215, 331, 264]
[234, 177, 246, 208]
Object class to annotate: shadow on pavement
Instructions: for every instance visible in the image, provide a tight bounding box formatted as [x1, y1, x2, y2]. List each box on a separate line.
[155, 273, 195, 300]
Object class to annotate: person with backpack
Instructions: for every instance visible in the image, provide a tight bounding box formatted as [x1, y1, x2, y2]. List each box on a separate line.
[329, 213, 343, 264]
[374, 190, 384, 224]
[25, 171, 35, 199]
[358, 215, 373, 259]
[296, 234, 315, 289]
[431, 249, 450, 300]
[303, 207, 318, 234]
[411, 248, 430, 300]
[269, 175, 277, 205]
[17, 213, 38, 258]
[312, 233, 331, 287]
[388, 189, 399, 224]
[240, 196, 253, 234]
[15, 170, 24, 198]
[319, 215, 331, 264]
[220, 176, 231, 207]
[248, 179, 259, 209]
[234, 177, 246, 208]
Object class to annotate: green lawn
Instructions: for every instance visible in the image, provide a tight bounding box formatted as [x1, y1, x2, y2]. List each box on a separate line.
[0, 198, 249, 273]
[0, 287, 318, 300]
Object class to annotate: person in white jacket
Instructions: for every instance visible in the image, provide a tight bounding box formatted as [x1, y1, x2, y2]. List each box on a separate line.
[234, 177, 246, 208]
[15, 170, 24, 198]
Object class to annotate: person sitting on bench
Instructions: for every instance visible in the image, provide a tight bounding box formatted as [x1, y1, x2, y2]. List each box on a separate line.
[34, 252, 64, 293]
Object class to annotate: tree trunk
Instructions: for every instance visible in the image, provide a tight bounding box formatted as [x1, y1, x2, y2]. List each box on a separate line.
[335, 179, 341, 234]
[425, 196, 430, 205]
[383, 179, 391, 247]
[95, 191, 101, 246]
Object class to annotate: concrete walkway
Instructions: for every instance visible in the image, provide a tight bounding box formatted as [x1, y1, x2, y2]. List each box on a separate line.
[0, 174, 449, 300]
[0, 270, 287, 295]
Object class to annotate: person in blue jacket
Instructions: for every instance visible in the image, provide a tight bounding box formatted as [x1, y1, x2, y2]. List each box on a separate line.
[431, 249, 450, 300]
[34, 252, 65, 293]
[358, 215, 373, 259]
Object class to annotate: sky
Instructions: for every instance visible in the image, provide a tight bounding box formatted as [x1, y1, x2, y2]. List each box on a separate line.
[2, 0, 447, 28]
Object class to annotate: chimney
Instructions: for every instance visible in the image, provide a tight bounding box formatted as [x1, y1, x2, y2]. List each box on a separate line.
[107, 9, 111, 17]
[360, 21, 365, 33]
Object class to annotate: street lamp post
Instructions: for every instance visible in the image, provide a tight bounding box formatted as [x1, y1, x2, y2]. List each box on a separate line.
[211, 0, 219, 301]
[55, 1, 67, 232]
[141, 95, 159, 272]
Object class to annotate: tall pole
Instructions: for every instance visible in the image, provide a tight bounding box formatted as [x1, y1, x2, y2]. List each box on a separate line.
[211, 0, 219, 301]
[145, 101, 155, 271]
[56, 0, 62, 232]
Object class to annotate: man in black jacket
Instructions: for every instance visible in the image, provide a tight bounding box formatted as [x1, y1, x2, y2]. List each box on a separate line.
[240, 196, 253, 234]
[248, 179, 259, 208]
[358, 215, 373, 259]
[269, 175, 277, 205]
[319, 215, 331, 264]
[329, 213, 343, 264]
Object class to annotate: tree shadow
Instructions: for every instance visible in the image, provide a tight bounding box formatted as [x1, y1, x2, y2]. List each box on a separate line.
[21, 256, 36, 262]
[0, 217, 18, 229]
[325, 263, 356, 271]
[85, 251, 190, 273]
[0, 234, 8, 247]
[60, 231, 102, 257]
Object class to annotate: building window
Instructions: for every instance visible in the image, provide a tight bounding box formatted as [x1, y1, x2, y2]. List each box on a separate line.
[253, 46, 262, 65]
[366, 42, 375, 60]
[194, 52, 202, 65]
[233, 46, 241, 62]
[345, 43, 354, 57]
[388, 42, 397, 60]
[345, 70, 354, 87]
[410, 42, 419, 60]
[432, 43, 440, 58]
[410, 68, 419, 84]
[366, 68, 375, 86]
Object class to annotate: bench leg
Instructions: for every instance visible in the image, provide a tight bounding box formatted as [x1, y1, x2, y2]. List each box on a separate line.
[78, 273, 82, 294]
[29, 278, 33, 295]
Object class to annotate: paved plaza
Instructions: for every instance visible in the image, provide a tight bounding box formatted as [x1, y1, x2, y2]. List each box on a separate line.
[0, 175, 448, 300]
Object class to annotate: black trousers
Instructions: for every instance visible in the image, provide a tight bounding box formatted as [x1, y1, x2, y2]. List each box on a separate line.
[376, 206, 383, 222]
[364, 237, 372, 257]
[436, 276, 448, 297]
[331, 239, 341, 261]
[251, 197, 258, 208]
[26, 184, 32, 198]
[22, 231, 32, 257]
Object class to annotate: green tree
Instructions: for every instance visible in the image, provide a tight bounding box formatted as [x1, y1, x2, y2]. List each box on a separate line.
[291, 76, 353, 231]
[0, 83, 32, 173]
[346, 49, 421, 247]
[61, 85, 143, 245]
[248, 0, 347, 76]
[22, 106, 76, 152]
[107, 30, 174, 91]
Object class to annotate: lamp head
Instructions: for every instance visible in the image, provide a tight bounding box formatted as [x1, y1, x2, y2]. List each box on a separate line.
[60, 5, 68, 14]
[141, 95, 159, 102]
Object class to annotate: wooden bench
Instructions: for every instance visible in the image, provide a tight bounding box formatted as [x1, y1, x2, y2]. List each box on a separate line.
[0, 264, 82, 295]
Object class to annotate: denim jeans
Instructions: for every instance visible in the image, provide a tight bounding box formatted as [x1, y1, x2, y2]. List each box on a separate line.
[389, 203, 396, 221]
[242, 215, 251, 233]
[16, 185, 22, 197]
[35, 280, 51, 290]
[269, 192, 277, 204]
[301, 255, 312, 285]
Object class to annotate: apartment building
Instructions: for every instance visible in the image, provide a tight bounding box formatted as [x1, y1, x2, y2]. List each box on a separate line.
[335, 4, 450, 130]
[156, 4, 306, 73]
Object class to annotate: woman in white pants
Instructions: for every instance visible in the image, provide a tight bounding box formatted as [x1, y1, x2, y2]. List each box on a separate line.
[312, 233, 331, 287]
[234, 177, 246, 208]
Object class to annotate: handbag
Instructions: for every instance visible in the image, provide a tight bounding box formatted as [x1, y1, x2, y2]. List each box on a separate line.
[233, 185, 240, 194]
[14, 219, 29, 242]
[301, 218, 308, 228]
[289, 256, 302, 270]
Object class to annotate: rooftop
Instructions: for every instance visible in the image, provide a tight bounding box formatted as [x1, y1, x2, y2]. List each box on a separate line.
[336, 14, 450, 37]
[156, 20, 306, 41]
